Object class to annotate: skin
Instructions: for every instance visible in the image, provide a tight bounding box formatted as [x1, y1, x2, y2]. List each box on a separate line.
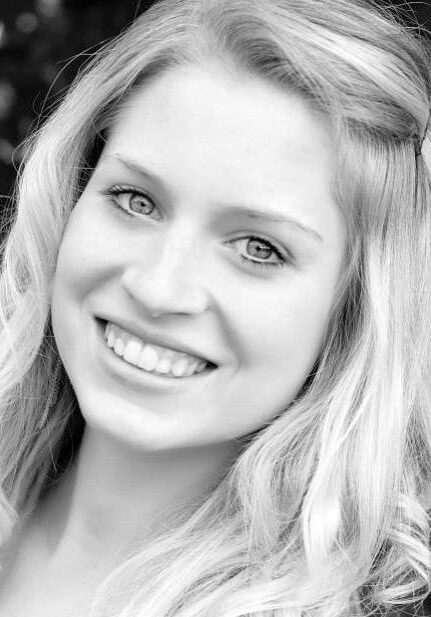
[0, 63, 346, 616]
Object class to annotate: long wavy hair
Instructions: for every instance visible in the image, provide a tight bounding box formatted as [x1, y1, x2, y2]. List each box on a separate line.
[1, 0, 431, 615]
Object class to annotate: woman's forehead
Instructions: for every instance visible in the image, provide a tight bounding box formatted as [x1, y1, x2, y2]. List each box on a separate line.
[98, 63, 343, 247]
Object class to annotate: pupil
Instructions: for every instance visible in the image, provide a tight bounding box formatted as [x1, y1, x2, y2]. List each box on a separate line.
[130, 195, 153, 215]
[247, 239, 272, 260]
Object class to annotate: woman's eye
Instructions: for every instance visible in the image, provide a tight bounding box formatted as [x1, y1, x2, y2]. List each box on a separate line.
[105, 185, 162, 221]
[227, 236, 287, 269]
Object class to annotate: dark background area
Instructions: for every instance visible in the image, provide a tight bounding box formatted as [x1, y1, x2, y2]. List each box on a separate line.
[0, 0, 157, 201]
[0, 0, 430, 201]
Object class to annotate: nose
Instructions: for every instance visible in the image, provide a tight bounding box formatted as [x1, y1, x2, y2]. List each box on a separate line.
[121, 238, 211, 318]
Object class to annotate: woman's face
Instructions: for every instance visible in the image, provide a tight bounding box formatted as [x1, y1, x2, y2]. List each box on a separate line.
[51, 63, 346, 451]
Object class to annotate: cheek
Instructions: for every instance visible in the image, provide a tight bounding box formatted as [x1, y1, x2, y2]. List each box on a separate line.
[53, 198, 126, 297]
[51, 203, 109, 354]
[239, 277, 334, 368]
[217, 278, 334, 435]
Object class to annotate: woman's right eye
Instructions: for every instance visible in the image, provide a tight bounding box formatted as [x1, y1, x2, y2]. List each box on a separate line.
[105, 185, 162, 221]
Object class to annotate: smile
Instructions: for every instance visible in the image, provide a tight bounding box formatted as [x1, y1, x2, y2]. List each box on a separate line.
[104, 321, 210, 378]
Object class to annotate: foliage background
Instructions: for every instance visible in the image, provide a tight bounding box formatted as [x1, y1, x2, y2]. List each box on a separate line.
[0, 0, 157, 201]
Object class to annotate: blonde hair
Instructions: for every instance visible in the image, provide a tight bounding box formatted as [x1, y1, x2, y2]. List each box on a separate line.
[1, 0, 431, 615]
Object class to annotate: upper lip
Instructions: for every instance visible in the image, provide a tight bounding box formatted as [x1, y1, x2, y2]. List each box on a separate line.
[97, 315, 218, 366]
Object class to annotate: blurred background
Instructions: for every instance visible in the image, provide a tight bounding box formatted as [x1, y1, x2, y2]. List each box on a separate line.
[0, 0, 156, 200]
[0, 0, 430, 200]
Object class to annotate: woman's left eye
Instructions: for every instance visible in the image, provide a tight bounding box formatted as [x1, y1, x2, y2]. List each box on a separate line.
[227, 236, 288, 269]
[105, 185, 162, 221]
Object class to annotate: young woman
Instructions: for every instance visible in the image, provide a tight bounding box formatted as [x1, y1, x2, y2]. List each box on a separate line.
[0, 0, 429, 615]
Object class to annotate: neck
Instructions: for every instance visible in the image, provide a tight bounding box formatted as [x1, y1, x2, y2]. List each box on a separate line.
[34, 427, 240, 567]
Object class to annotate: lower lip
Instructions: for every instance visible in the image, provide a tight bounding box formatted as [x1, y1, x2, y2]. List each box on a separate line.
[94, 318, 215, 391]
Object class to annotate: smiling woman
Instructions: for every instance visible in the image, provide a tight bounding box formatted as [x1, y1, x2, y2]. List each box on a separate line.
[52, 66, 345, 453]
[0, 1, 430, 616]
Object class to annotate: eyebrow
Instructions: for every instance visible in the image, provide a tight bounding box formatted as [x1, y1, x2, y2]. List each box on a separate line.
[105, 153, 323, 243]
[225, 205, 323, 242]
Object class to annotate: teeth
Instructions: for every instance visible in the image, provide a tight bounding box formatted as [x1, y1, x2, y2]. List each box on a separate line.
[123, 340, 142, 365]
[114, 338, 125, 356]
[195, 360, 207, 374]
[156, 354, 173, 374]
[184, 359, 199, 376]
[171, 358, 190, 377]
[107, 329, 116, 348]
[137, 345, 158, 372]
[103, 322, 210, 378]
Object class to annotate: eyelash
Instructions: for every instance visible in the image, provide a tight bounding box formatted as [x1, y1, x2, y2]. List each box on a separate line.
[105, 184, 161, 221]
[227, 237, 287, 269]
[104, 185, 289, 270]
